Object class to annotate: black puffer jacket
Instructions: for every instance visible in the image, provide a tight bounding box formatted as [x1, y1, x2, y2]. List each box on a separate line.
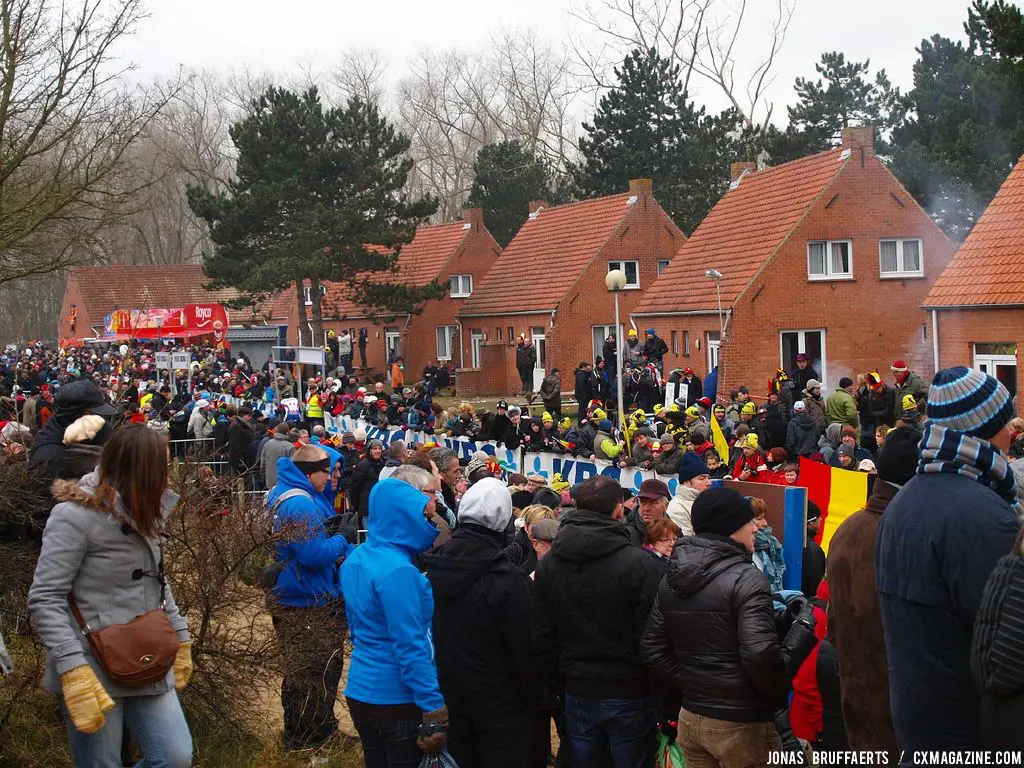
[640, 534, 818, 723]
[348, 455, 385, 517]
[422, 525, 536, 715]
[533, 508, 661, 699]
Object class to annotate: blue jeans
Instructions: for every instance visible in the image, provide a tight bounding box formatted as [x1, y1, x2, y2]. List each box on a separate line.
[348, 706, 422, 768]
[62, 689, 192, 768]
[564, 694, 655, 768]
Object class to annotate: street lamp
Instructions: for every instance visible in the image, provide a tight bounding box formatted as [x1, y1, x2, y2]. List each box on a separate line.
[705, 268, 725, 342]
[605, 268, 628, 431]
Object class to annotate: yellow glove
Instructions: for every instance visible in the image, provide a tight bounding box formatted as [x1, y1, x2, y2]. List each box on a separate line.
[174, 641, 193, 691]
[60, 664, 115, 734]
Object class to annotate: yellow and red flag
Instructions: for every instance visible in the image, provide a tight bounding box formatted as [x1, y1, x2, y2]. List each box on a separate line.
[797, 458, 869, 553]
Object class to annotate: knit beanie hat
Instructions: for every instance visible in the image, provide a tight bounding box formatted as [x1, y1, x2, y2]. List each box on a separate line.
[368, 438, 384, 450]
[692, 487, 755, 537]
[598, 419, 613, 432]
[927, 366, 1014, 440]
[874, 427, 920, 486]
[677, 451, 709, 483]
[837, 443, 855, 458]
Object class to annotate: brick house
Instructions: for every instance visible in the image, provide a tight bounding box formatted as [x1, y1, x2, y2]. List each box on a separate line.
[285, 208, 501, 377]
[632, 127, 956, 397]
[59, 264, 286, 359]
[923, 153, 1024, 406]
[455, 180, 687, 396]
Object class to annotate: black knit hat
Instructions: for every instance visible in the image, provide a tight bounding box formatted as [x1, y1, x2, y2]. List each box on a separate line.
[692, 487, 755, 537]
[875, 427, 920, 486]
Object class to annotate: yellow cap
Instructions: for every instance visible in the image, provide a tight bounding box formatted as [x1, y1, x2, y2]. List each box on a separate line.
[744, 433, 759, 449]
[741, 402, 757, 416]
[901, 394, 917, 412]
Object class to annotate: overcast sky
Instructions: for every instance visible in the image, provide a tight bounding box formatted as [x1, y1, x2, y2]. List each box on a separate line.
[120, 0, 978, 121]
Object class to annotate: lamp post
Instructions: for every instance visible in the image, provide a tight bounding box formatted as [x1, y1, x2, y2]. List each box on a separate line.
[605, 269, 628, 430]
[705, 268, 725, 344]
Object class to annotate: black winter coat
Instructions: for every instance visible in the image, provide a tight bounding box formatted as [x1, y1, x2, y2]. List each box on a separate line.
[573, 368, 592, 406]
[640, 534, 818, 723]
[422, 525, 536, 715]
[516, 344, 537, 371]
[227, 418, 254, 473]
[533, 508, 661, 699]
[348, 455, 385, 515]
[786, 412, 822, 458]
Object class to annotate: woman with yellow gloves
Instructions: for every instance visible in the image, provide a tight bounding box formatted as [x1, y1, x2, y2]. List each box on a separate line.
[28, 424, 193, 767]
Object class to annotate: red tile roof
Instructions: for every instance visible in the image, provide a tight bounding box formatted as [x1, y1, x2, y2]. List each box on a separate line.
[634, 149, 849, 314]
[459, 194, 634, 315]
[320, 221, 471, 317]
[924, 154, 1024, 308]
[68, 264, 284, 326]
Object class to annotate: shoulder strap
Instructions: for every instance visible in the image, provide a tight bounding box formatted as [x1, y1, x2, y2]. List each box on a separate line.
[268, 488, 313, 517]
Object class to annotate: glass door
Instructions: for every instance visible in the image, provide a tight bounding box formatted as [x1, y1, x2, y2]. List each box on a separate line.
[974, 343, 1017, 400]
[707, 331, 720, 372]
[470, 329, 483, 369]
[531, 326, 547, 390]
[384, 327, 401, 364]
[780, 330, 827, 388]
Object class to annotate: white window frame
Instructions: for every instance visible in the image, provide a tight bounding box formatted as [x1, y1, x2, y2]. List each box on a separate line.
[302, 285, 327, 306]
[449, 274, 473, 298]
[779, 329, 828, 390]
[470, 329, 484, 369]
[807, 240, 853, 281]
[436, 325, 458, 361]
[879, 238, 924, 278]
[592, 324, 623, 363]
[657, 259, 670, 276]
[607, 260, 640, 289]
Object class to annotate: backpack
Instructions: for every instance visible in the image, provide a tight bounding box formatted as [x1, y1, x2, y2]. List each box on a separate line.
[240, 488, 313, 589]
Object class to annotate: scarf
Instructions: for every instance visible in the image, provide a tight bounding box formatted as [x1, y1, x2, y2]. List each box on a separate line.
[919, 423, 1022, 516]
[754, 527, 786, 592]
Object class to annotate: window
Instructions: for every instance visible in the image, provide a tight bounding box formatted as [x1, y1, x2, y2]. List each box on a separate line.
[880, 239, 923, 277]
[781, 330, 827, 388]
[592, 324, 623, 363]
[302, 285, 327, 305]
[470, 330, 484, 368]
[671, 330, 678, 355]
[507, 326, 514, 345]
[449, 274, 473, 297]
[607, 260, 640, 289]
[807, 240, 852, 280]
[436, 326, 458, 361]
[657, 259, 671, 276]
[683, 331, 690, 357]
[707, 331, 720, 371]
[496, 327, 503, 342]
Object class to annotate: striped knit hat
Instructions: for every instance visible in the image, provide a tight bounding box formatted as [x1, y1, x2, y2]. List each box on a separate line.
[927, 366, 1015, 440]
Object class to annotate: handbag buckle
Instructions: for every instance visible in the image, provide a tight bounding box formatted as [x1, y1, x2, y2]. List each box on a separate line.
[139, 654, 155, 665]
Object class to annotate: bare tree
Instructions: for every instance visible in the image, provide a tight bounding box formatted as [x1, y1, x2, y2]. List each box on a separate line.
[329, 48, 389, 106]
[0, 0, 179, 286]
[397, 30, 581, 219]
[569, 0, 794, 129]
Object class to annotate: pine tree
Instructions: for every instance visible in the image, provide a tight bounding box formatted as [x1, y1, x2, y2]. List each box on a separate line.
[466, 141, 553, 247]
[573, 48, 741, 234]
[188, 86, 440, 344]
[750, 53, 906, 165]
[891, 1, 1024, 240]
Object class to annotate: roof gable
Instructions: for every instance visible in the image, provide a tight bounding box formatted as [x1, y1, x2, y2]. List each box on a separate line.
[459, 194, 635, 316]
[68, 265, 280, 327]
[320, 220, 471, 318]
[634, 149, 849, 314]
[924, 153, 1024, 308]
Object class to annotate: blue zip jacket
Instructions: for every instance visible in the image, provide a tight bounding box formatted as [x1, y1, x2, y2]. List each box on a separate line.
[342, 478, 445, 711]
[268, 456, 353, 608]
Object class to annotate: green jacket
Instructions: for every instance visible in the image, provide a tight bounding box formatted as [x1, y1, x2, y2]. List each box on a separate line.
[825, 389, 860, 429]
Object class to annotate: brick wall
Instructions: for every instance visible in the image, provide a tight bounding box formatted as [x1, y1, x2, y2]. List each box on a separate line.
[644, 153, 955, 400]
[549, 191, 687, 377]
[935, 307, 1024, 412]
[456, 343, 520, 395]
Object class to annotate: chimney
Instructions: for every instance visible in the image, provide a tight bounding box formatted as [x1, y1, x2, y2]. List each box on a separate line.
[730, 162, 756, 183]
[841, 125, 875, 154]
[528, 200, 549, 215]
[628, 178, 653, 196]
[462, 207, 483, 231]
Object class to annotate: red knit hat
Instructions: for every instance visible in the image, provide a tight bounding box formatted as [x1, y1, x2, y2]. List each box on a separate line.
[891, 360, 908, 373]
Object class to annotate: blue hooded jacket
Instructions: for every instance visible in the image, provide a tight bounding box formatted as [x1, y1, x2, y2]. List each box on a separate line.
[268, 455, 353, 608]
[342, 478, 445, 711]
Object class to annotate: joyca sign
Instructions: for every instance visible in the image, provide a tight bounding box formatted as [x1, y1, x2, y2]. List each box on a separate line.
[184, 304, 228, 347]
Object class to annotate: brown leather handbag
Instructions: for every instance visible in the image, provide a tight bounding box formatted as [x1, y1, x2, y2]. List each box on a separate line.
[68, 542, 181, 688]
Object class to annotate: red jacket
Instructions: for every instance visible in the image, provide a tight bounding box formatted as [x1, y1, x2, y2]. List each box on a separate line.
[731, 450, 768, 481]
[790, 580, 829, 741]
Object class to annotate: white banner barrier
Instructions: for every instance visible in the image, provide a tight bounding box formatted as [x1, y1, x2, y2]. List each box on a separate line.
[331, 416, 680, 495]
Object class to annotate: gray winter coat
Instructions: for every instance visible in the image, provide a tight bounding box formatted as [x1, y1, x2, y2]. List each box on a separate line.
[261, 431, 295, 489]
[28, 471, 189, 697]
[0, 630, 11, 675]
